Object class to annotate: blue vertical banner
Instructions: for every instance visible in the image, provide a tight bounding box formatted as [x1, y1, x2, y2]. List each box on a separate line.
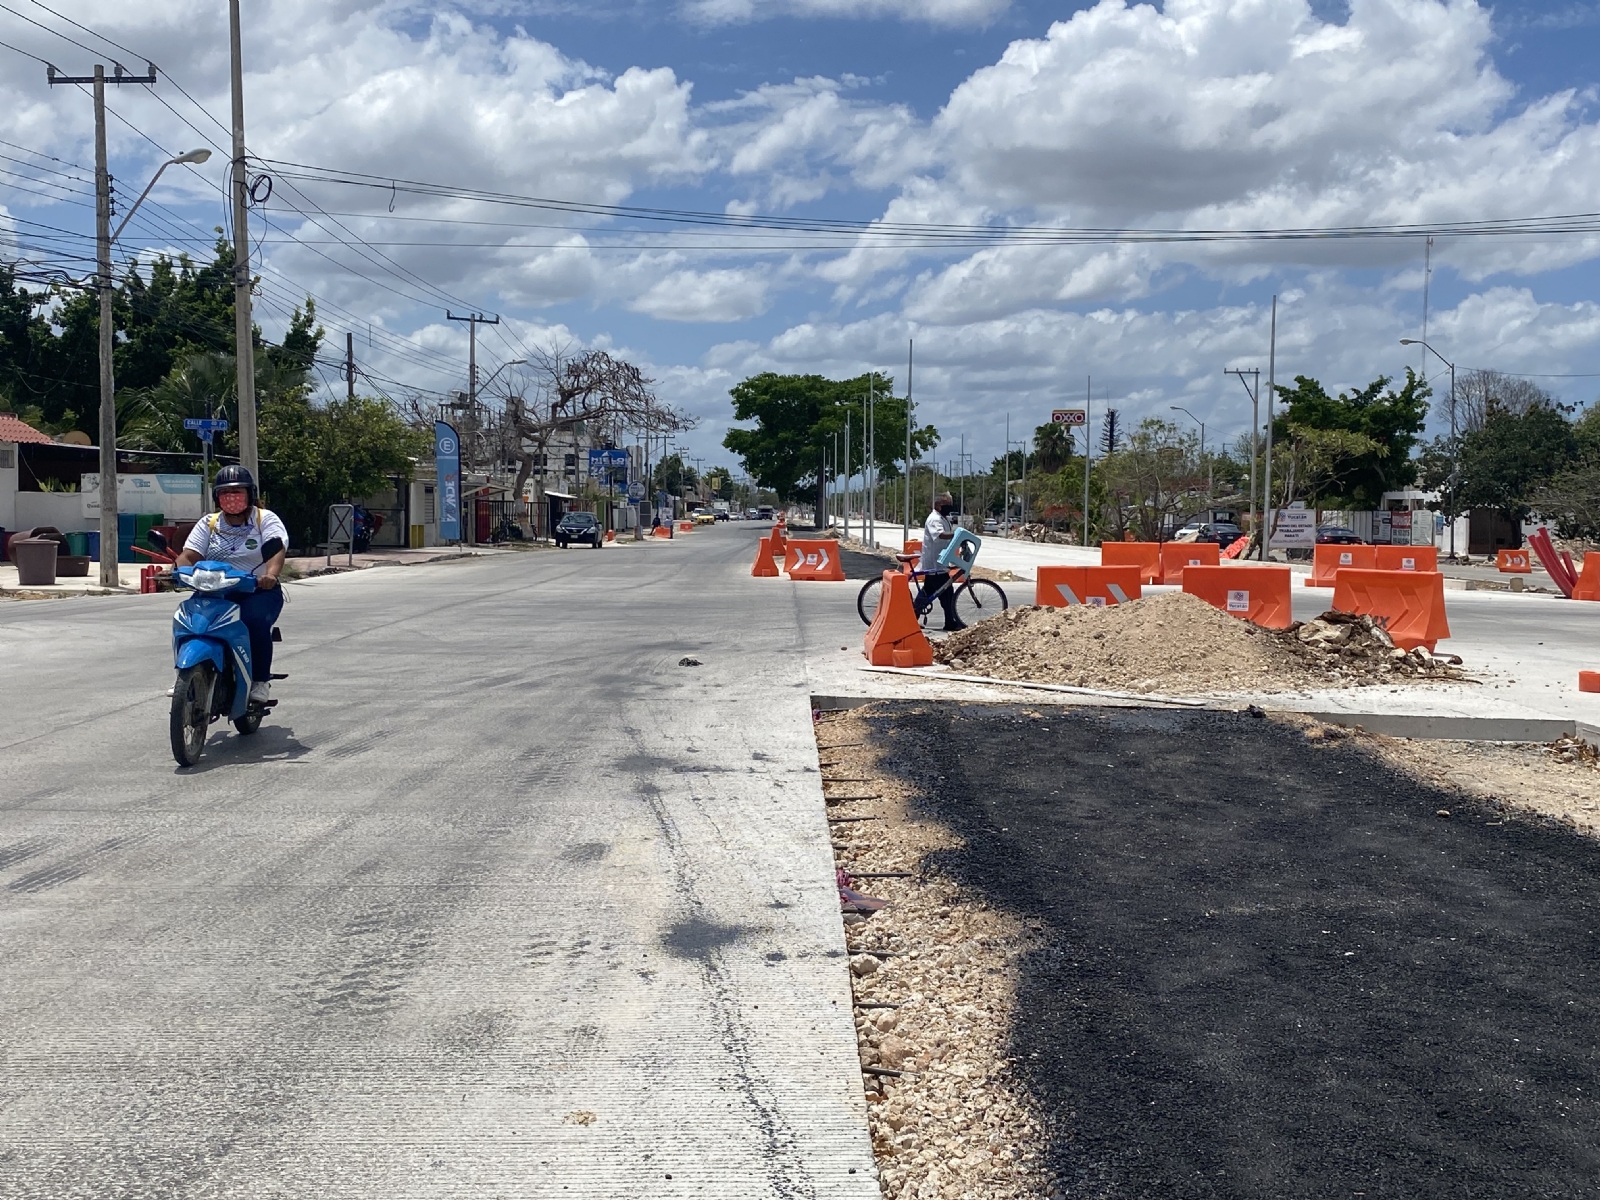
[434, 421, 461, 541]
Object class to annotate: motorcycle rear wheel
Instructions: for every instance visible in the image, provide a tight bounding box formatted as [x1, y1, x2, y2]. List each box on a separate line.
[170, 663, 216, 767]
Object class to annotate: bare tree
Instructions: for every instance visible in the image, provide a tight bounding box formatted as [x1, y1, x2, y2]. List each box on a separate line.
[1453, 370, 1556, 434]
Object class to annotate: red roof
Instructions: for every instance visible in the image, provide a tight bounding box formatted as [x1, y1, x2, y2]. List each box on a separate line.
[0, 414, 56, 445]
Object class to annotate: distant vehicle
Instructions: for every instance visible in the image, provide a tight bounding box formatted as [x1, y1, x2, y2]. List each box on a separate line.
[714, 509, 730, 521]
[757, 505, 774, 521]
[746, 508, 761, 519]
[1203, 522, 1244, 548]
[694, 510, 717, 525]
[1317, 525, 1364, 545]
[554, 510, 603, 549]
[1171, 521, 1204, 543]
[982, 518, 999, 534]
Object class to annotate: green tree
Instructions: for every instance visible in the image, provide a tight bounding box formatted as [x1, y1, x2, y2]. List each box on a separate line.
[722, 372, 937, 516]
[1272, 370, 1430, 507]
[1032, 421, 1075, 473]
[652, 453, 698, 494]
[1533, 405, 1600, 537]
[1439, 402, 1577, 531]
[1096, 418, 1205, 542]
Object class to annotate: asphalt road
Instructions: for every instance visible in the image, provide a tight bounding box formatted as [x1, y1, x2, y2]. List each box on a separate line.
[867, 701, 1600, 1199]
[0, 528, 877, 1199]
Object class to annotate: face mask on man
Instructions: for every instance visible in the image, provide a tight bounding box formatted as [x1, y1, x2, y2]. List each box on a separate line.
[218, 489, 250, 516]
[936, 502, 954, 517]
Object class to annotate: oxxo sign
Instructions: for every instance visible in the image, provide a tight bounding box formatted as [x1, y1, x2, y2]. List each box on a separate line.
[1051, 409, 1087, 425]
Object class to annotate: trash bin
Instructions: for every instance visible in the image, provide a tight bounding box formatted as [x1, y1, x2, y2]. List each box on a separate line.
[65, 531, 90, 556]
[12, 538, 59, 586]
[57, 555, 90, 577]
[84, 530, 101, 561]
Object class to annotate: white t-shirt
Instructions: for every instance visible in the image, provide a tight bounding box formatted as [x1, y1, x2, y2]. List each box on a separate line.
[183, 507, 290, 574]
[920, 509, 955, 572]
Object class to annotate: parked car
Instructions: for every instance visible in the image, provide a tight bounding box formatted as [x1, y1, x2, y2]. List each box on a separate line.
[555, 510, 603, 549]
[1316, 525, 1364, 545]
[694, 509, 717, 525]
[1170, 520, 1204, 542]
[982, 518, 999, 534]
[1204, 522, 1245, 548]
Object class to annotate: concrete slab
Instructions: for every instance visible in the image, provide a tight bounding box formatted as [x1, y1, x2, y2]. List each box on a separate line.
[0, 524, 875, 1198]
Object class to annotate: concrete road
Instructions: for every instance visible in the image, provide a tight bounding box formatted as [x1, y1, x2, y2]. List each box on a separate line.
[0, 530, 876, 1199]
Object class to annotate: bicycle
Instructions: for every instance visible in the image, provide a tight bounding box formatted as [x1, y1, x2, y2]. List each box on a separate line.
[856, 554, 1008, 627]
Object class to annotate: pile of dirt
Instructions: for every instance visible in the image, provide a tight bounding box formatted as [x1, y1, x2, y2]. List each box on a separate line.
[933, 590, 1466, 695]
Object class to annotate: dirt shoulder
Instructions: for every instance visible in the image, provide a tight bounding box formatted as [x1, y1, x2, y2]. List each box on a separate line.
[825, 700, 1600, 1199]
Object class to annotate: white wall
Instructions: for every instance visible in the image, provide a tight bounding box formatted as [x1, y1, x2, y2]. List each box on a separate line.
[15, 491, 93, 533]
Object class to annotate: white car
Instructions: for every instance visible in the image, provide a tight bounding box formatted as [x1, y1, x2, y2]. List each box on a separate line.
[1171, 521, 1203, 543]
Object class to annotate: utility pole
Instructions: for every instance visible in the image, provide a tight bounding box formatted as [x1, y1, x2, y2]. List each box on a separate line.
[903, 340, 913, 547]
[844, 410, 850, 541]
[346, 331, 355, 400]
[1004, 413, 1010, 535]
[1225, 368, 1261, 548]
[1083, 377, 1093, 548]
[1262, 295, 1278, 562]
[47, 61, 156, 589]
[447, 312, 499, 408]
[229, 0, 258, 483]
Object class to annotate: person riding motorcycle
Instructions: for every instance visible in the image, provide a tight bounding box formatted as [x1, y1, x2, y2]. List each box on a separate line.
[172, 466, 289, 704]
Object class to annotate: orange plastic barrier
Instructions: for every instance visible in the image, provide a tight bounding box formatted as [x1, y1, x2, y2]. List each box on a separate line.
[1373, 545, 1437, 573]
[769, 528, 787, 559]
[678, 520, 694, 533]
[1159, 540, 1220, 585]
[1035, 565, 1143, 608]
[862, 569, 933, 667]
[1570, 555, 1600, 602]
[751, 536, 780, 577]
[1101, 542, 1160, 584]
[1307, 543, 1377, 587]
[652, 526, 672, 538]
[1580, 670, 1600, 693]
[904, 539, 922, 556]
[1181, 565, 1293, 629]
[1222, 536, 1250, 560]
[785, 539, 846, 581]
[605, 529, 616, 543]
[1496, 549, 1531, 573]
[1331, 569, 1451, 652]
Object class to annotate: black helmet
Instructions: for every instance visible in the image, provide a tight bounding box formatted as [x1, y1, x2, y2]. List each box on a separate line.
[212, 464, 257, 506]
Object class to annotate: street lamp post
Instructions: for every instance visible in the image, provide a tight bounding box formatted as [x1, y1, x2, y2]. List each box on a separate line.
[1170, 405, 1210, 499]
[1400, 338, 1457, 558]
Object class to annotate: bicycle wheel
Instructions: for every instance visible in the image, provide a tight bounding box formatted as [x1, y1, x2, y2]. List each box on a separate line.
[954, 578, 1008, 624]
[856, 576, 883, 625]
[170, 662, 215, 767]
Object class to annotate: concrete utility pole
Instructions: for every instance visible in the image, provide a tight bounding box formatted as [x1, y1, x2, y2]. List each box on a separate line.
[346, 331, 355, 400]
[229, 0, 258, 483]
[47, 61, 156, 588]
[1262, 295, 1278, 561]
[447, 312, 499, 409]
[903, 340, 913, 546]
[1401, 338, 1457, 557]
[1083, 377, 1093, 548]
[1225, 367, 1261, 546]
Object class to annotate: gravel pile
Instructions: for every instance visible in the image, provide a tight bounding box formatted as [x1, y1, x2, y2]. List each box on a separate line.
[816, 709, 1059, 1200]
[934, 591, 1466, 694]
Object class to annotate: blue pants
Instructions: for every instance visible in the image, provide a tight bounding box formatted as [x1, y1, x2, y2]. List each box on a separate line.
[237, 587, 284, 682]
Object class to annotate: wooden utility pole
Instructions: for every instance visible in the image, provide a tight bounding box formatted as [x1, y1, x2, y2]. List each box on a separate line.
[230, 0, 258, 482]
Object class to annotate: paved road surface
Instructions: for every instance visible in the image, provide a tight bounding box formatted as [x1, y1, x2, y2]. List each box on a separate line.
[0, 529, 876, 1199]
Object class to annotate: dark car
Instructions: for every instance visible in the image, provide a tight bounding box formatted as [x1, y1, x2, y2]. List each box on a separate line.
[1316, 525, 1364, 545]
[1201, 522, 1245, 549]
[555, 510, 603, 549]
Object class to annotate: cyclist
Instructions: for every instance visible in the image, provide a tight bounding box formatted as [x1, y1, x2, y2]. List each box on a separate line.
[915, 492, 965, 631]
[172, 465, 288, 704]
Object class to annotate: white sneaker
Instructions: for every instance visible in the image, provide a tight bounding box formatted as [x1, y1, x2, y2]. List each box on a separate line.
[249, 681, 271, 703]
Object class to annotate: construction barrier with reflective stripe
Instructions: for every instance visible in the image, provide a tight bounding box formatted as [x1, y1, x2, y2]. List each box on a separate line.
[862, 570, 933, 667]
[652, 526, 672, 538]
[1331, 568, 1451, 652]
[751, 536, 780, 577]
[1181, 564, 1293, 629]
[1573, 555, 1600, 601]
[678, 520, 694, 533]
[1101, 542, 1160, 584]
[1035, 565, 1143, 608]
[1159, 540, 1220, 585]
[785, 539, 846, 581]
[1373, 545, 1437, 573]
[1307, 543, 1377, 587]
[1496, 549, 1532, 573]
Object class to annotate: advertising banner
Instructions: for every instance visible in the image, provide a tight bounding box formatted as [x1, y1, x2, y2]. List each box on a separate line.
[81, 473, 205, 519]
[435, 421, 461, 541]
[1269, 508, 1316, 548]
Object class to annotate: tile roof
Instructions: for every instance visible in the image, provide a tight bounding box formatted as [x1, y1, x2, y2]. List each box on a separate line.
[0, 413, 57, 445]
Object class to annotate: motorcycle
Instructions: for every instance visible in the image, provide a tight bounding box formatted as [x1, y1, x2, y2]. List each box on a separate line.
[152, 530, 285, 768]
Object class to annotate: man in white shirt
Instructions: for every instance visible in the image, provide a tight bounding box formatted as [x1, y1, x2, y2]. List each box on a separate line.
[915, 492, 965, 631]
[173, 466, 289, 703]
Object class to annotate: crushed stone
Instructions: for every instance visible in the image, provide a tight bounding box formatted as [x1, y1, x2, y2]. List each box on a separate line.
[934, 590, 1467, 695]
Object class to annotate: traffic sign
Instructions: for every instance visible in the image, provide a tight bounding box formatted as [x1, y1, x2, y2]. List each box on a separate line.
[1051, 409, 1086, 426]
[183, 417, 229, 444]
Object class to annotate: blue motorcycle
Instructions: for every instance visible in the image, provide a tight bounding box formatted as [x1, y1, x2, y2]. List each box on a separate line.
[156, 532, 283, 767]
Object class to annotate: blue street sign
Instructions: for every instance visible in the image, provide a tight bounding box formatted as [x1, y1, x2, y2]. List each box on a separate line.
[627, 481, 645, 502]
[435, 421, 461, 541]
[183, 417, 229, 444]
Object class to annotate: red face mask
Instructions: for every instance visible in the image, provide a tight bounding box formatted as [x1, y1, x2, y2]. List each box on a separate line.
[218, 489, 250, 515]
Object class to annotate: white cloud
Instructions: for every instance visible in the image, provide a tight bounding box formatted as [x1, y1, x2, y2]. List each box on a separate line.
[629, 265, 772, 321]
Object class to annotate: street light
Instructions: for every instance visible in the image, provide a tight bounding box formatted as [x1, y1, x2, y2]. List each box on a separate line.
[476, 358, 526, 395]
[1170, 405, 1210, 496]
[1400, 339, 1458, 558]
[111, 148, 211, 244]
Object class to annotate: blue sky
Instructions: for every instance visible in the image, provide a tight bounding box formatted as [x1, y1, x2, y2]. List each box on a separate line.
[3, 0, 1600, 473]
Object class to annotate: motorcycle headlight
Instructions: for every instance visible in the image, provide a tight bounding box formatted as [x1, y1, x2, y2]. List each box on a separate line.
[189, 568, 230, 592]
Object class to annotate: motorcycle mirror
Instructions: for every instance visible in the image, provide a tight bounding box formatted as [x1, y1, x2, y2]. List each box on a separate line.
[259, 537, 285, 561]
[148, 529, 169, 552]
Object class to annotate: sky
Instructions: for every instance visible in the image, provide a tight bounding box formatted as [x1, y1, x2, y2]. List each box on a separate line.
[3, 0, 1600, 476]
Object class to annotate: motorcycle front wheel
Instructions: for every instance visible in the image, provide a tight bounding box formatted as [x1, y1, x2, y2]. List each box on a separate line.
[234, 709, 262, 737]
[170, 662, 216, 767]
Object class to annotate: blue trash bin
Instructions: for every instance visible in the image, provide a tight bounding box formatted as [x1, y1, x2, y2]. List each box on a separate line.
[84, 530, 101, 561]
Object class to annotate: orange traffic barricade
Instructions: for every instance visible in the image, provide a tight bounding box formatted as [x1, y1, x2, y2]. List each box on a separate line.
[1574, 555, 1600, 601]
[785, 539, 846, 581]
[678, 520, 694, 533]
[1373, 545, 1437, 573]
[1101, 541, 1160, 584]
[769, 528, 787, 559]
[1580, 671, 1600, 693]
[1181, 565, 1293, 629]
[1307, 543, 1377, 587]
[1159, 540, 1220, 585]
[751, 535, 780, 577]
[1496, 549, 1532, 574]
[652, 525, 672, 538]
[1331, 569, 1451, 652]
[904, 539, 922, 556]
[862, 570, 933, 667]
[1035, 565, 1143, 608]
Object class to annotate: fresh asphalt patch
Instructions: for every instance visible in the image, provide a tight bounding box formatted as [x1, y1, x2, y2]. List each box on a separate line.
[860, 701, 1600, 1199]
